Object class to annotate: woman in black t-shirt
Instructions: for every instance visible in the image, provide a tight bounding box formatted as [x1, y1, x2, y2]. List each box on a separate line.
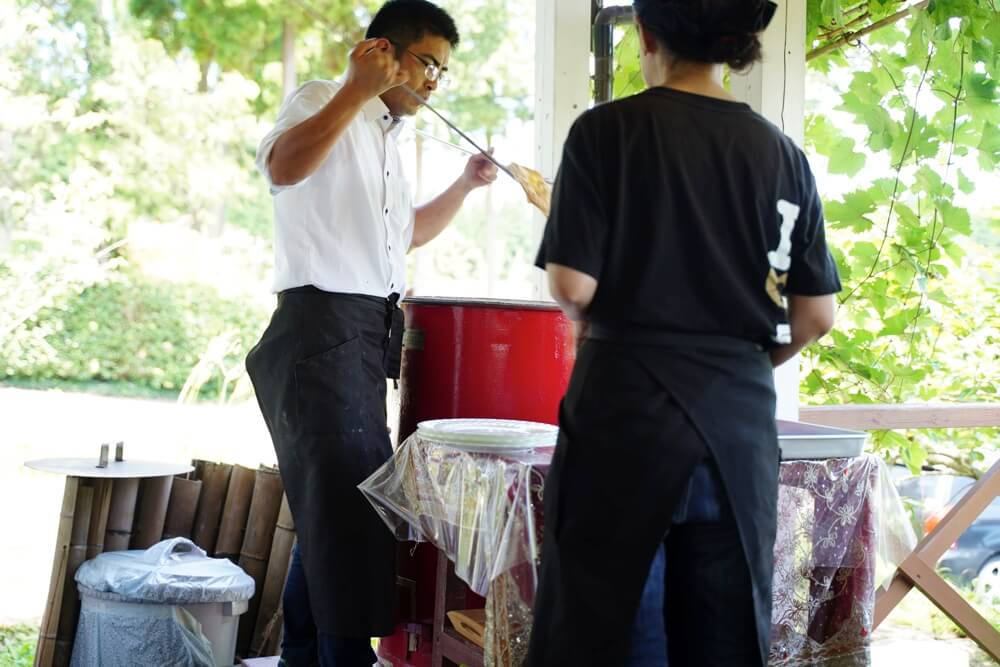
[526, 1, 841, 665]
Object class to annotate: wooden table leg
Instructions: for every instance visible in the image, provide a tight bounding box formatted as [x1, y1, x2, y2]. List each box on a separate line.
[431, 549, 485, 667]
[431, 549, 448, 667]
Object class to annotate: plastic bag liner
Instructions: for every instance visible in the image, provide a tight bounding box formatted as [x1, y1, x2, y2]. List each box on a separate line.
[360, 421, 556, 597]
[71, 598, 217, 667]
[74, 537, 255, 604]
[70, 538, 255, 667]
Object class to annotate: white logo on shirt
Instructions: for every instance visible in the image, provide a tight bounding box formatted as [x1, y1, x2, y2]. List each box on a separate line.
[766, 199, 800, 344]
[768, 199, 800, 272]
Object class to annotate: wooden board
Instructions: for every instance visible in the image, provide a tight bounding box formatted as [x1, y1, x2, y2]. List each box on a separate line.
[446, 609, 486, 648]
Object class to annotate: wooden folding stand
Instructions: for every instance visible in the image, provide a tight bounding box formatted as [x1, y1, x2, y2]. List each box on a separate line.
[874, 459, 1000, 660]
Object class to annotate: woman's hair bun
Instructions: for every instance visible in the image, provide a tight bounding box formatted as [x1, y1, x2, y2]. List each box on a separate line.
[634, 0, 776, 71]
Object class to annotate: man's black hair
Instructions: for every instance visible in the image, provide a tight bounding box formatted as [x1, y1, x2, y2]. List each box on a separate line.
[366, 0, 460, 49]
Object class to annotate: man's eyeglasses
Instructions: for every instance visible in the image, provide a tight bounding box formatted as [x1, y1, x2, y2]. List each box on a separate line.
[388, 40, 450, 87]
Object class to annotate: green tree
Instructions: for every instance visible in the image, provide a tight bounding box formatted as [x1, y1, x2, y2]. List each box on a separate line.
[1, 0, 272, 398]
[128, 0, 382, 107]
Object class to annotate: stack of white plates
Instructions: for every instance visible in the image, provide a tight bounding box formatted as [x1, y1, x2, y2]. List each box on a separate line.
[416, 418, 558, 452]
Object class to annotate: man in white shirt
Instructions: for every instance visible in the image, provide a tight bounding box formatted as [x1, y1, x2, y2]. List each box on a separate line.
[246, 2, 497, 665]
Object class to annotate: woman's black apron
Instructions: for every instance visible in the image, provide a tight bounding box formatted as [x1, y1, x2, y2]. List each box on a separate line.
[245, 287, 404, 638]
[527, 330, 778, 666]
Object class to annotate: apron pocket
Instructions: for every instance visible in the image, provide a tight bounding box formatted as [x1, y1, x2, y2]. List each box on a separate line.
[294, 336, 365, 435]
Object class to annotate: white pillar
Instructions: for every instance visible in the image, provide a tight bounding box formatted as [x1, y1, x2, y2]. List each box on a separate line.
[731, 0, 807, 420]
[533, 0, 592, 300]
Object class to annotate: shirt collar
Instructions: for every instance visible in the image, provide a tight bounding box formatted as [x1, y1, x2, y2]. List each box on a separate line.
[362, 94, 404, 137]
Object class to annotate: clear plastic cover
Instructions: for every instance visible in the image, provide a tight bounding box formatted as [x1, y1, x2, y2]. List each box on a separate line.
[361, 429, 550, 598]
[74, 537, 255, 604]
[770, 456, 916, 665]
[362, 432, 916, 666]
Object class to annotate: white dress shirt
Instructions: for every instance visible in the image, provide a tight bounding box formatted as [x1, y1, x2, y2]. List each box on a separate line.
[256, 79, 414, 297]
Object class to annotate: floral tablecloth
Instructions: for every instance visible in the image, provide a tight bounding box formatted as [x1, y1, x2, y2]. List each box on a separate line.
[361, 433, 916, 666]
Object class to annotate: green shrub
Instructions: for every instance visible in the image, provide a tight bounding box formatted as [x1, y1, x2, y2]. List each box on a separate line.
[2, 274, 268, 398]
[0, 625, 35, 667]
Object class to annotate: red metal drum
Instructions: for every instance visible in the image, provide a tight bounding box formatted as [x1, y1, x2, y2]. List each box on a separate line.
[397, 297, 576, 439]
[379, 297, 575, 667]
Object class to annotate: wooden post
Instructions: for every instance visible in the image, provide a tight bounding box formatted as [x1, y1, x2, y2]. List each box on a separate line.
[192, 462, 233, 552]
[85, 479, 112, 559]
[251, 495, 295, 657]
[130, 475, 173, 549]
[729, 0, 807, 421]
[215, 465, 257, 559]
[35, 477, 79, 667]
[532, 0, 591, 300]
[53, 482, 94, 667]
[162, 476, 202, 539]
[236, 468, 285, 657]
[103, 478, 139, 552]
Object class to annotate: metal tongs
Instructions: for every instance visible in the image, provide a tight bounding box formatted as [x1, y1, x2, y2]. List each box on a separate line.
[402, 86, 554, 215]
[401, 86, 515, 179]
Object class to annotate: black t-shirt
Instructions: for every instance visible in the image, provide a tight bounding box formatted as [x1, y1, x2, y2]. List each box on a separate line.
[536, 87, 842, 347]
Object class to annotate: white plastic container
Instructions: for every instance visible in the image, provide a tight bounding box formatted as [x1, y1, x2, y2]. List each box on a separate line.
[71, 538, 255, 667]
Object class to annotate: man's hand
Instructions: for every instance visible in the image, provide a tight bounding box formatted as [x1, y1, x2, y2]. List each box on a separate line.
[461, 149, 499, 191]
[344, 38, 410, 101]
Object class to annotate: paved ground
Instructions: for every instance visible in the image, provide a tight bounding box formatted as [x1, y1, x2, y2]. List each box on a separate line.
[872, 624, 994, 666]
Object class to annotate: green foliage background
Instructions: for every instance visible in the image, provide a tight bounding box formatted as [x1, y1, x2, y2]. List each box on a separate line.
[0, 0, 535, 402]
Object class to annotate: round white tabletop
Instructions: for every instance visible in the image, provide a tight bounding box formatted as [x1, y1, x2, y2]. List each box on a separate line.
[24, 458, 193, 479]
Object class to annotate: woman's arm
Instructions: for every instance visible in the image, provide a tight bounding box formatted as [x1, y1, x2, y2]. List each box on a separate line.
[770, 294, 835, 367]
[546, 263, 598, 322]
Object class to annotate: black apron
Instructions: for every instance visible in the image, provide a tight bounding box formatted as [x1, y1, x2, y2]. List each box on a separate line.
[527, 331, 778, 666]
[246, 287, 404, 637]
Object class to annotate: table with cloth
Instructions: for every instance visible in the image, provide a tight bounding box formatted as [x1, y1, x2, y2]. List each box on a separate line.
[360, 431, 916, 666]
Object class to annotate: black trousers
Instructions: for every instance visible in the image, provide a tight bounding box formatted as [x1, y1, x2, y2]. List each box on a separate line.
[246, 287, 402, 639]
[627, 459, 758, 667]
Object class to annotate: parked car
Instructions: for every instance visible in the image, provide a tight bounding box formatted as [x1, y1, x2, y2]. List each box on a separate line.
[895, 473, 1000, 598]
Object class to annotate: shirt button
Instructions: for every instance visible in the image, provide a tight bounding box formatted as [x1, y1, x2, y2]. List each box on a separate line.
[386, 170, 390, 177]
[384, 208, 389, 214]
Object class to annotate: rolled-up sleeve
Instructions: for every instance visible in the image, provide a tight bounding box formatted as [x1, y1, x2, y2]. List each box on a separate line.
[256, 80, 338, 194]
[535, 114, 607, 280]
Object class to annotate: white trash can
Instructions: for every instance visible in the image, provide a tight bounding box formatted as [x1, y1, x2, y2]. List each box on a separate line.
[70, 537, 255, 667]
